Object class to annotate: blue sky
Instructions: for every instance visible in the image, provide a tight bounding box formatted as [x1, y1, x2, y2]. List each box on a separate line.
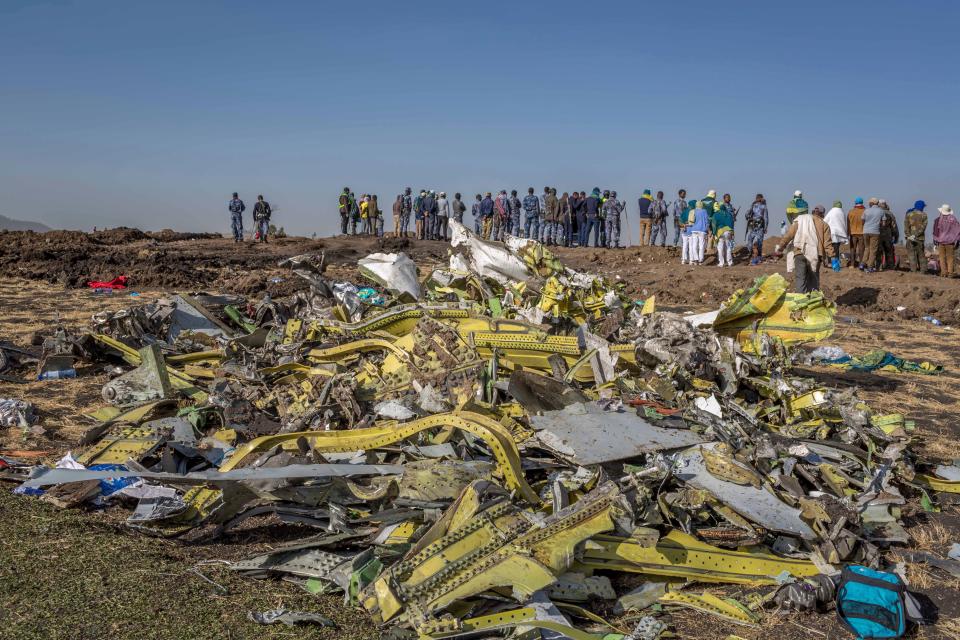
[2, 0, 958, 236]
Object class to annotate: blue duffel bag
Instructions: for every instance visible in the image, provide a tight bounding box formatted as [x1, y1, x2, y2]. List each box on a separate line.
[836, 565, 907, 638]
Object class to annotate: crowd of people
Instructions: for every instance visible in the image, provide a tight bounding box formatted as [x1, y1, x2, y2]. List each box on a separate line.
[231, 188, 960, 285]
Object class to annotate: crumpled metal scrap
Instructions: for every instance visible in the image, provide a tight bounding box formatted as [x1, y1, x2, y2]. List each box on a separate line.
[15, 228, 942, 637]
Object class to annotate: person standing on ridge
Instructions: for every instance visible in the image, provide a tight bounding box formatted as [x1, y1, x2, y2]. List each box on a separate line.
[229, 192, 246, 242]
[337, 187, 351, 235]
[689, 201, 710, 265]
[823, 200, 848, 265]
[711, 200, 735, 267]
[903, 200, 928, 273]
[637, 189, 653, 246]
[744, 194, 769, 265]
[414, 190, 426, 239]
[847, 197, 866, 267]
[861, 197, 884, 271]
[493, 190, 509, 241]
[932, 204, 959, 277]
[480, 192, 495, 239]
[522, 187, 541, 240]
[575, 191, 587, 247]
[253, 194, 272, 243]
[436, 191, 450, 241]
[671, 189, 688, 247]
[392, 194, 404, 238]
[777, 205, 839, 293]
[399, 187, 413, 237]
[471, 194, 482, 234]
[878, 199, 899, 270]
[452, 193, 466, 226]
[544, 188, 560, 245]
[603, 190, 623, 248]
[558, 191, 572, 247]
[649, 191, 669, 247]
[507, 190, 522, 237]
[582, 188, 601, 247]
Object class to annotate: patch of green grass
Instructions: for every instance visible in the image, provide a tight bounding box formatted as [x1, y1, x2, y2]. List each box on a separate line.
[0, 488, 374, 640]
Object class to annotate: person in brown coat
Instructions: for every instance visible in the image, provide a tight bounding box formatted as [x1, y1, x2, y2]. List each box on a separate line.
[777, 205, 839, 293]
[846, 197, 866, 267]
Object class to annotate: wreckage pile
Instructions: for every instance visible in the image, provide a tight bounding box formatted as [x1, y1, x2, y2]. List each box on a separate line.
[7, 220, 957, 638]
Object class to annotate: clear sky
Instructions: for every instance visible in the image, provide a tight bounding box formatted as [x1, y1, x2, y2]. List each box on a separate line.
[2, 0, 958, 238]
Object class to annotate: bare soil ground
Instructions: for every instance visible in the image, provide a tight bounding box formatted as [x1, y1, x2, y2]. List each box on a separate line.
[1, 231, 959, 639]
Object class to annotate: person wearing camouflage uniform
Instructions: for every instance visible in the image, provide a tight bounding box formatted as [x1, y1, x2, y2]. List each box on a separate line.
[349, 191, 360, 235]
[649, 191, 669, 247]
[229, 192, 246, 242]
[745, 194, 768, 265]
[671, 189, 687, 246]
[603, 191, 623, 248]
[399, 187, 412, 237]
[878, 199, 899, 270]
[542, 188, 559, 245]
[507, 190, 522, 236]
[522, 188, 541, 240]
[492, 190, 509, 241]
[904, 200, 928, 273]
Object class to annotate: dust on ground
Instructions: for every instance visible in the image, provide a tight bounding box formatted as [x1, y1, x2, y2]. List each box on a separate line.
[1, 230, 959, 640]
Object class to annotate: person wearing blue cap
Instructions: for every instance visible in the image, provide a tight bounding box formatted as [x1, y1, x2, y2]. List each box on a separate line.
[904, 201, 928, 272]
[847, 197, 866, 267]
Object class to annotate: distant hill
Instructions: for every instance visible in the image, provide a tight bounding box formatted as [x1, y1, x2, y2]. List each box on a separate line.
[0, 214, 51, 232]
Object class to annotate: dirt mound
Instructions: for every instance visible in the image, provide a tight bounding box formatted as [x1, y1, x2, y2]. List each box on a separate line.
[147, 229, 223, 242]
[91, 227, 149, 244]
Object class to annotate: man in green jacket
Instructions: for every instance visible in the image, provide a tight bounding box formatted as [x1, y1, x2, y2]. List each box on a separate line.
[904, 200, 928, 272]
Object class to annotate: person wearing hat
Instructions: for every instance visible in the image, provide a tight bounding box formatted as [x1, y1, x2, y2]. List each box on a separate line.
[933, 204, 960, 277]
[544, 188, 560, 245]
[903, 201, 928, 273]
[847, 197, 866, 267]
[777, 204, 839, 293]
[229, 192, 246, 242]
[824, 200, 848, 264]
[786, 190, 809, 225]
[637, 189, 654, 246]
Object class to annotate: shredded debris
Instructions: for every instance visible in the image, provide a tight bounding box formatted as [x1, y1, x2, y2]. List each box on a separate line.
[5, 223, 953, 638]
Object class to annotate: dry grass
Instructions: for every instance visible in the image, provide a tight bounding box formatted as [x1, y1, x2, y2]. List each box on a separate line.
[912, 520, 953, 553]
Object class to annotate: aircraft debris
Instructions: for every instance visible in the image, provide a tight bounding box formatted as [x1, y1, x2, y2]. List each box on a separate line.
[7, 225, 943, 637]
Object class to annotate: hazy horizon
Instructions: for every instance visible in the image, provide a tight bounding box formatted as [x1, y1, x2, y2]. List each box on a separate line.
[3, 0, 959, 242]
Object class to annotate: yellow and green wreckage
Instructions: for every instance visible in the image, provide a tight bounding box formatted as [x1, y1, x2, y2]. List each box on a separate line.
[16, 221, 954, 638]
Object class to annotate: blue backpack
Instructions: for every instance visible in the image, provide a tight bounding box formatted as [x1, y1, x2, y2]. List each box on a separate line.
[836, 565, 906, 638]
